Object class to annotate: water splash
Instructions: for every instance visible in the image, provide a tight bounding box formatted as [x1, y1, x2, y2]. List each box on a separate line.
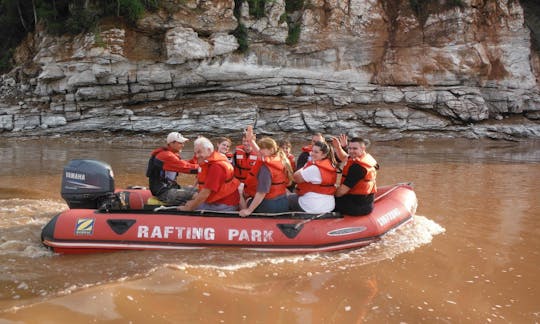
[0, 210, 444, 311]
[162, 215, 446, 273]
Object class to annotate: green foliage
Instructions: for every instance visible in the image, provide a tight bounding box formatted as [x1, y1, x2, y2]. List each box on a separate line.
[64, 6, 100, 34]
[233, 22, 249, 53]
[0, 0, 33, 72]
[118, 0, 145, 24]
[447, 0, 464, 8]
[285, 0, 303, 13]
[282, 0, 303, 46]
[409, 0, 422, 17]
[246, 0, 266, 19]
[142, 0, 159, 11]
[0, 0, 163, 72]
[233, 0, 242, 18]
[286, 21, 300, 45]
[278, 12, 287, 24]
[0, 48, 13, 72]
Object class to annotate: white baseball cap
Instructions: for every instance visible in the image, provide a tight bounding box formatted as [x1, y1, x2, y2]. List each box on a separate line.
[167, 132, 189, 144]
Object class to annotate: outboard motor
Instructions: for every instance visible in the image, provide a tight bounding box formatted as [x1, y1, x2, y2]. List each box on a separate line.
[61, 159, 115, 209]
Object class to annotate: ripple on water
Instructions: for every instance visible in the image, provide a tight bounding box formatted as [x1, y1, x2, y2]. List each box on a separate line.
[0, 198, 67, 227]
[160, 215, 446, 273]
[0, 212, 444, 311]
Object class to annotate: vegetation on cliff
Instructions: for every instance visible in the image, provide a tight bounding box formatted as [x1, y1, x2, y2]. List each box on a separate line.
[0, 0, 157, 72]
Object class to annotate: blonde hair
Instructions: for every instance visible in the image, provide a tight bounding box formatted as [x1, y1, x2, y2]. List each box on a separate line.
[258, 137, 294, 185]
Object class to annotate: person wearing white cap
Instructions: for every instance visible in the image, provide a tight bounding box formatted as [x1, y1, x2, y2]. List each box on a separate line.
[146, 132, 199, 205]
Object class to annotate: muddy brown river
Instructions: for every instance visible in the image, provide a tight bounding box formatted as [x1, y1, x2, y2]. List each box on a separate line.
[0, 136, 539, 323]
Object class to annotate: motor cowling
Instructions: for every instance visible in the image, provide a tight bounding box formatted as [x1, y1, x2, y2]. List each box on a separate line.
[61, 159, 115, 209]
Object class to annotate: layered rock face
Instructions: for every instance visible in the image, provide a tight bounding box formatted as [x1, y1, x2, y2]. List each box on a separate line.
[0, 0, 539, 140]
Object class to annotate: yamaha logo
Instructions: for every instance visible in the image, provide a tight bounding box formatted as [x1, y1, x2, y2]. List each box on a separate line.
[65, 171, 86, 181]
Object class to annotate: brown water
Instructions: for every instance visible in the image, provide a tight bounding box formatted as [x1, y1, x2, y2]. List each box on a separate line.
[0, 137, 539, 323]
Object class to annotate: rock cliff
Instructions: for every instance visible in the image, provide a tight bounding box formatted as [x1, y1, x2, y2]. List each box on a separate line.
[1, 0, 539, 141]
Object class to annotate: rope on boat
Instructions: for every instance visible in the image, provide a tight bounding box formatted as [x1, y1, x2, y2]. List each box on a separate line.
[152, 205, 340, 218]
[373, 182, 411, 203]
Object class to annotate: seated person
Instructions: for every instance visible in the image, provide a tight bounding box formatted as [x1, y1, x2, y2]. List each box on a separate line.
[178, 137, 240, 212]
[296, 132, 324, 170]
[279, 139, 296, 171]
[214, 136, 234, 164]
[239, 131, 293, 217]
[146, 132, 198, 205]
[233, 131, 258, 182]
[288, 140, 337, 213]
[331, 136, 379, 216]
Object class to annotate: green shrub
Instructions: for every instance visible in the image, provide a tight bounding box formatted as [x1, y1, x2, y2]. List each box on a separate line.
[233, 22, 249, 52]
[247, 0, 266, 18]
[279, 12, 287, 24]
[119, 0, 145, 24]
[64, 7, 100, 34]
[285, 0, 303, 13]
[447, 0, 464, 8]
[286, 21, 300, 45]
[0, 48, 13, 72]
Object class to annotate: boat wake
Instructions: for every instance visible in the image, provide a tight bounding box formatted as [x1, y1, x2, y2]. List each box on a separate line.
[1, 198, 444, 313]
[161, 215, 445, 273]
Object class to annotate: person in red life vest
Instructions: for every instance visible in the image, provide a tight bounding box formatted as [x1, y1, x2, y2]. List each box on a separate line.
[146, 132, 199, 205]
[279, 139, 296, 191]
[278, 139, 296, 171]
[178, 137, 241, 212]
[214, 136, 234, 164]
[233, 131, 259, 182]
[288, 140, 338, 213]
[331, 136, 379, 216]
[239, 136, 294, 217]
[296, 132, 324, 170]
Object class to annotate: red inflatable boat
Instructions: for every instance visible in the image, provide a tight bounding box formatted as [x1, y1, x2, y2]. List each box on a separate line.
[41, 160, 417, 254]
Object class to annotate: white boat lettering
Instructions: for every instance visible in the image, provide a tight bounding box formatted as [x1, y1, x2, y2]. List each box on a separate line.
[65, 171, 86, 181]
[137, 226, 215, 240]
[377, 208, 401, 227]
[228, 229, 273, 242]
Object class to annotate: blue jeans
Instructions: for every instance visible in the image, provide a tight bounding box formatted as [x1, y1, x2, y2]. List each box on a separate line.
[196, 202, 238, 212]
[252, 194, 289, 213]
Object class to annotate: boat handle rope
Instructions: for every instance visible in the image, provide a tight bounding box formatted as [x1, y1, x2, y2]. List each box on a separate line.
[152, 205, 340, 218]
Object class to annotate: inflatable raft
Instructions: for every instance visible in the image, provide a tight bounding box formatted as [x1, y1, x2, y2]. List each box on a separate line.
[41, 160, 418, 254]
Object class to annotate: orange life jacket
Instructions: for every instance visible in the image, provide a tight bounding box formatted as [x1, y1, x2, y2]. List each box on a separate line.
[225, 152, 234, 164]
[341, 153, 378, 195]
[198, 151, 240, 203]
[244, 155, 289, 199]
[234, 145, 258, 181]
[286, 153, 296, 171]
[296, 159, 337, 196]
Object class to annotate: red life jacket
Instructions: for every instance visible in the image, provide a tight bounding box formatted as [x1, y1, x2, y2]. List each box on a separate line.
[198, 151, 240, 203]
[341, 153, 378, 195]
[244, 155, 289, 199]
[286, 153, 296, 171]
[234, 145, 258, 181]
[296, 159, 337, 196]
[225, 152, 234, 164]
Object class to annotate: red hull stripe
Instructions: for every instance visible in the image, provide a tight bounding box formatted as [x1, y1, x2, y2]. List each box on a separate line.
[44, 216, 412, 253]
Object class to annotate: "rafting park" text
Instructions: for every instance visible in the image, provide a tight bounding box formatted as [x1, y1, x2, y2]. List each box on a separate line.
[137, 226, 274, 242]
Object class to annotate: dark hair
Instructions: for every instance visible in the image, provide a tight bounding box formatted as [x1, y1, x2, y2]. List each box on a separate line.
[349, 137, 370, 148]
[278, 139, 291, 148]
